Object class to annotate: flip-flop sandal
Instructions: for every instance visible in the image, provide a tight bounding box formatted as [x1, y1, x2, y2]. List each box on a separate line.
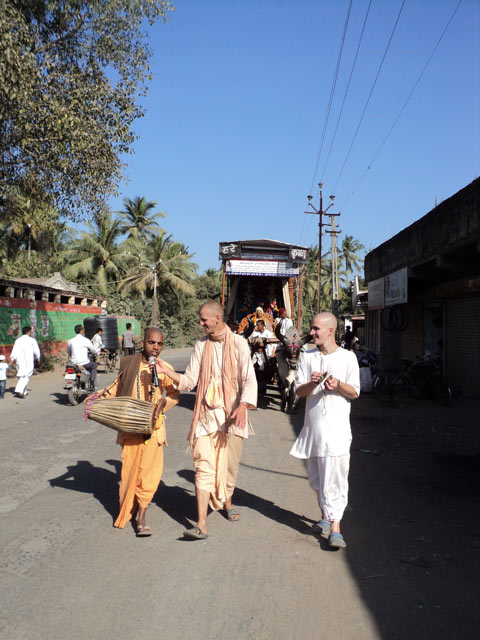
[136, 523, 152, 537]
[223, 508, 240, 521]
[183, 526, 208, 540]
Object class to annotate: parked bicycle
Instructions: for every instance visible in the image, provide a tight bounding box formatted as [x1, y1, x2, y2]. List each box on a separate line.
[373, 354, 452, 407]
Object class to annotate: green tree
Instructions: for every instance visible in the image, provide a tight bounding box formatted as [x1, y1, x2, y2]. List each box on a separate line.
[63, 212, 130, 295]
[0, 0, 174, 220]
[340, 235, 364, 281]
[118, 196, 166, 241]
[119, 231, 197, 324]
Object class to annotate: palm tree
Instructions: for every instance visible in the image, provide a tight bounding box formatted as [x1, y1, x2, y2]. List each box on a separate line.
[340, 235, 364, 281]
[64, 212, 130, 295]
[118, 196, 166, 241]
[303, 245, 348, 314]
[119, 231, 198, 324]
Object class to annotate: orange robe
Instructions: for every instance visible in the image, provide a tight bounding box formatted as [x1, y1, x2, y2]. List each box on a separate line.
[100, 358, 179, 528]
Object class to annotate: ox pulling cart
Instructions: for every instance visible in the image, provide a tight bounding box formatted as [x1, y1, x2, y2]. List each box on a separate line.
[219, 239, 311, 411]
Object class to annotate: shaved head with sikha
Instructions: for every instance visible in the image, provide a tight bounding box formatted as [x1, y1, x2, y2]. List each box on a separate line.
[310, 312, 338, 352]
[313, 312, 337, 331]
[200, 300, 224, 319]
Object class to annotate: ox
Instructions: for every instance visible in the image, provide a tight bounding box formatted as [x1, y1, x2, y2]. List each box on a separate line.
[274, 323, 312, 412]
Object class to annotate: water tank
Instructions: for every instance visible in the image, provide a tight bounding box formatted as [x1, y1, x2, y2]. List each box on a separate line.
[83, 316, 119, 350]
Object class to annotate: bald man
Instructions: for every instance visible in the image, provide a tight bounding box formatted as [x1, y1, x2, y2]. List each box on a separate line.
[155, 300, 257, 539]
[290, 312, 360, 549]
[91, 327, 179, 536]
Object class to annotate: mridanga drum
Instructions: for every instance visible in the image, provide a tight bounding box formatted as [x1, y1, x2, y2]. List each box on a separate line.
[85, 396, 155, 435]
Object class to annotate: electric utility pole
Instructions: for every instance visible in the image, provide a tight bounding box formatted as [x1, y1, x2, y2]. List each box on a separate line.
[325, 212, 342, 311]
[305, 182, 335, 312]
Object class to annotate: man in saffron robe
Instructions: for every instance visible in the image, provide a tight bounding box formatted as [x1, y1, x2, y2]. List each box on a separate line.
[92, 327, 178, 536]
[155, 300, 257, 539]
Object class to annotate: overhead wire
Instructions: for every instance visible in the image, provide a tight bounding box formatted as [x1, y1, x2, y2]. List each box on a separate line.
[309, 0, 353, 195]
[340, 0, 463, 210]
[320, 0, 372, 181]
[299, 0, 353, 246]
[332, 0, 406, 194]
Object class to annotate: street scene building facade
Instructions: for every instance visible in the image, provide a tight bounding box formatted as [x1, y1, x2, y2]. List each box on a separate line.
[364, 178, 480, 397]
[0, 272, 139, 358]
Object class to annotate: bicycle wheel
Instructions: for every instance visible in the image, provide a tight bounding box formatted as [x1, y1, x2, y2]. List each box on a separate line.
[435, 378, 452, 407]
[374, 370, 407, 406]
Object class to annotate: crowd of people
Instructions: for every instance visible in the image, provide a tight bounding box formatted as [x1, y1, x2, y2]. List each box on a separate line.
[86, 302, 360, 549]
[5, 303, 360, 549]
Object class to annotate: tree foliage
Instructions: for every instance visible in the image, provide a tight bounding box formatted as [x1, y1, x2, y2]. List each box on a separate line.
[118, 196, 166, 241]
[0, 0, 174, 220]
[63, 211, 131, 295]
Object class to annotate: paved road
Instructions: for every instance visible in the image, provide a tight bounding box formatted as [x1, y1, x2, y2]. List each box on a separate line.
[1, 349, 477, 639]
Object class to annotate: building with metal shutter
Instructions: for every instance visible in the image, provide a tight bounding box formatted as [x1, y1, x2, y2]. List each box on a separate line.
[364, 178, 480, 397]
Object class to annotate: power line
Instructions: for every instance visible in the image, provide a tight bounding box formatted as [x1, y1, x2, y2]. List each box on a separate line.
[340, 0, 463, 210]
[332, 0, 406, 194]
[320, 0, 372, 181]
[300, 0, 352, 246]
[309, 0, 353, 195]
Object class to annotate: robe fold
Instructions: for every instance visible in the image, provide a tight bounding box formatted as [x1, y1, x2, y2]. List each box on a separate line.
[100, 353, 179, 528]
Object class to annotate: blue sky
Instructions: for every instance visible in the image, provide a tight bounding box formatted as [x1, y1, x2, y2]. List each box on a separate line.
[109, 0, 480, 273]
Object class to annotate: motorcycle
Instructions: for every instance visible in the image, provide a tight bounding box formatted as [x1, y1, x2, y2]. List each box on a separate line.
[63, 362, 91, 405]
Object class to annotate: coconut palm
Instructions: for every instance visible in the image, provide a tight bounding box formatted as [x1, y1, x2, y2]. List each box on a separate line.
[64, 212, 130, 295]
[118, 196, 166, 241]
[340, 235, 364, 280]
[119, 231, 198, 324]
[303, 245, 348, 313]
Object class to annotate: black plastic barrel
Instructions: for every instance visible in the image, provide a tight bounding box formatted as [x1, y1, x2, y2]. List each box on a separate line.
[83, 316, 119, 350]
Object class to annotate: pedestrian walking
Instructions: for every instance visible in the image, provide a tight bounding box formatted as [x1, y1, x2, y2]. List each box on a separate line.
[121, 323, 135, 356]
[291, 312, 360, 548]
[91, 327, 179, 536]
[0, 354, 9, 399]
[10, 326, 41, 398]
[155, 300, 257, 539]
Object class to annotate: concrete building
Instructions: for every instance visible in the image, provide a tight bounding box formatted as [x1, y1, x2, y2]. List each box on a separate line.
[364, 178, 480, 397]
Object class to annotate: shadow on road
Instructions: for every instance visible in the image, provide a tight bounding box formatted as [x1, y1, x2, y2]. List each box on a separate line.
[288, 392, 480, 639]
[49, 459, 121, 521]
[176, 468, 316, 536]
[153, 476, 197, 529]
[49, 391, 71, 405]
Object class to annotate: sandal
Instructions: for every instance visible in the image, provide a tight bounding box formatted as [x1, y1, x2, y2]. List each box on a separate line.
[136, 523, 152, 537]
[183, 526, 208, 540]
[222, 508, 240, 522]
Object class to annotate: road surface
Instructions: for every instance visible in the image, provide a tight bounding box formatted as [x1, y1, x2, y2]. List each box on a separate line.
[1, 348, 478, 639]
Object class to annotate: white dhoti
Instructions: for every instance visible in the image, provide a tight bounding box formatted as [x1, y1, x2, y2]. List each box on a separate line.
[11, 334, 39, 397]
[15, 375, 32, 395]
[306, 455, 350, 523]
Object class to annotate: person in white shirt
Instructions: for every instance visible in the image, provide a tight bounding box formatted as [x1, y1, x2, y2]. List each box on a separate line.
[290, 312, 360, 549]
[67, 324, 99, 390]
[275, 308, 293, 336]
[91, 328, 105, 353]
[0, 354, 9, 399]
[10, 326, 41, 398]
[248, 320, 275, 395]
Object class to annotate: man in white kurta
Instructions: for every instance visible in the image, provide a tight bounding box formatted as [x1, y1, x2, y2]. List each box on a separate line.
[291, 312, 360, 549]
[10, 326, 41, 398]
[155, 301, 257, 539]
